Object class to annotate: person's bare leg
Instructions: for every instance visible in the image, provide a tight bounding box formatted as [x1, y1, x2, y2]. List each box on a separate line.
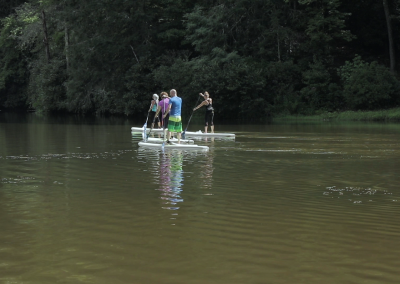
[177, 132, 181, 144]
[204, 126, 207, 133]
[211, 125, 214, 133]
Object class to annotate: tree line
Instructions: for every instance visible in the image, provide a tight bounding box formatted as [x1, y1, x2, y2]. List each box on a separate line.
[0, 0, 399, 119]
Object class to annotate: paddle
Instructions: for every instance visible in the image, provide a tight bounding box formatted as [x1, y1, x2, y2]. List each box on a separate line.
[161, 98, 167, 150]
[182, 95, 201, 139]
[142, 110, 150, 140]
[146, 115, 157, 141]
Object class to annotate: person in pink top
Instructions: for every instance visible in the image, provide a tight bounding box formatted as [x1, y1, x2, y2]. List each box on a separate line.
[155, 92, 170, 137]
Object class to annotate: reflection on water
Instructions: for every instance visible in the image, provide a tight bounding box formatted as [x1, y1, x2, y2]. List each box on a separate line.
[137, 147, 213, 214]
[159, 151, 184, 211]
[2, 114, 400, 284]
[198, 150, 214, 190]
[323, 186, 398, 204]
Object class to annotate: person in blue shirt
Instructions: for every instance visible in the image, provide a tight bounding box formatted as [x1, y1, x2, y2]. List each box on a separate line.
[163, 89, 182, 144]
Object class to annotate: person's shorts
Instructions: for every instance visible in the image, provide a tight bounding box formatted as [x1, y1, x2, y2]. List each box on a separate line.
[148, 111, 159, 125]
[162, 114, 169, 129]
[168, 116, 182, 133]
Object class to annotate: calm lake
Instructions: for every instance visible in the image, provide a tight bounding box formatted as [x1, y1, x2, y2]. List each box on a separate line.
[1, 113, 400, 284]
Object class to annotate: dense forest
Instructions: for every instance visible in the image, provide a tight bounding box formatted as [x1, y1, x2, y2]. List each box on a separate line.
[0, 0, 399, 119]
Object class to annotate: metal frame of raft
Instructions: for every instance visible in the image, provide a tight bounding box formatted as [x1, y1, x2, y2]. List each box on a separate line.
[131, 127, 235, 138]
[146, 137, 194, 144]
[138, 141, 209, 150]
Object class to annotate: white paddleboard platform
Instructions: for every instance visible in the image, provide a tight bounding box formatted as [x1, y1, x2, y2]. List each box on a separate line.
[183, 131, 235, 138]
[131, 127, 235, 138]
[131, 127, 164, 133]
[138, 141, 209, 151]
[146, 137, 194, 144]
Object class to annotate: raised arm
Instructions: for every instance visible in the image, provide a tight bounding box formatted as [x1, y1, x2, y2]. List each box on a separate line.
[193, 100, 208, 111]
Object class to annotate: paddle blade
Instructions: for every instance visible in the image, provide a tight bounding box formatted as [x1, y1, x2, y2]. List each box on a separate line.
[146, 126, 153, 141]
[161, 142, 165, 151]
[142, 125, 147, 141]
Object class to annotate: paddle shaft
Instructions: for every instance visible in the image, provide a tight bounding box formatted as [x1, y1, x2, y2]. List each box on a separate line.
[145, 102, 156, 140]
[142, 103, 153, 140]
[162, 98, 167, 149]
[182, 95, 201, 138]
[144, 111, 150, 125]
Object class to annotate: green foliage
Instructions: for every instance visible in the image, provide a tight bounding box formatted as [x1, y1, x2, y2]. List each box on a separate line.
[28, 54, 66, 111]
[185, 0, 297, 61]
[153, 48, 270, 119]
[333, 108, 400, 121]
[265, 61, 302, 115]
[338, 55, 400, 110]
[0, 13, 29, 108]
[0, 0, 399, 118]
[188, 57, 268, 119]
[300, 59, 343, 112]
[0, 0, 26, 18]
[123, 63, 159, 116]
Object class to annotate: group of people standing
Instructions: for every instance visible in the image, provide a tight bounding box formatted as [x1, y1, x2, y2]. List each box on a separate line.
[147, 89, 214, 144]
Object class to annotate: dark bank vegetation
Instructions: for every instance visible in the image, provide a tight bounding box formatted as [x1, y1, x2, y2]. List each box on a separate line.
[0, 0, 400, 120]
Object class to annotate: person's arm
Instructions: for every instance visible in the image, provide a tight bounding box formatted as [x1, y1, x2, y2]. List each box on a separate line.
[199, 93, 205, 98]
[193, 101, 207, 111]
[155, 105, 161, 117]
[163, 104, 172, 118]
[148, 100, 155, 112]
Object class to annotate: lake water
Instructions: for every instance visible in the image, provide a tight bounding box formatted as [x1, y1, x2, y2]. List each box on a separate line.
[1, 113, 400, 284]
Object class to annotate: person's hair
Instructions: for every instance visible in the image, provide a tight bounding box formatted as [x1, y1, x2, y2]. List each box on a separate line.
[160, 91, 168, 98]
[152, 94, 159, 100]
[170, 89, 177, 96]
[204, 91, 209, 97]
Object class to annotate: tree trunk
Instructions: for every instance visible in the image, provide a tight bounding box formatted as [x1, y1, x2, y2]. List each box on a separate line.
[383, 0, 396, 73]
[41, 10, 51, 63]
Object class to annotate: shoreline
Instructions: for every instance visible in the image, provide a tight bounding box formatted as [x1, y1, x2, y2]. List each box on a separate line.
[274, 108, 400, 122]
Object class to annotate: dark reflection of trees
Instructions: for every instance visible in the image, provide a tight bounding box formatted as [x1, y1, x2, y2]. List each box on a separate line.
[158, 150, 184, 211]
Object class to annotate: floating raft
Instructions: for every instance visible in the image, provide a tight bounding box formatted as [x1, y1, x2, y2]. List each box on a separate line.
[182, 131, 235, 138]
[131, 127, 164, 133]
[131, 127, 235, 138]
[138, 141, 209, 151]
[146, 137, 194, 144]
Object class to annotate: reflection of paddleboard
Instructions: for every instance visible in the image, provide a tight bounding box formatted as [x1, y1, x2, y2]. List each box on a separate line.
[146, 137, 194, 144]
[183, 131, 235, 138]
[138, 142, 209, 151]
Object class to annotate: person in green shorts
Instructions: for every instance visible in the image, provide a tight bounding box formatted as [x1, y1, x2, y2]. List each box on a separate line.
[163, 89, 182, 144]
